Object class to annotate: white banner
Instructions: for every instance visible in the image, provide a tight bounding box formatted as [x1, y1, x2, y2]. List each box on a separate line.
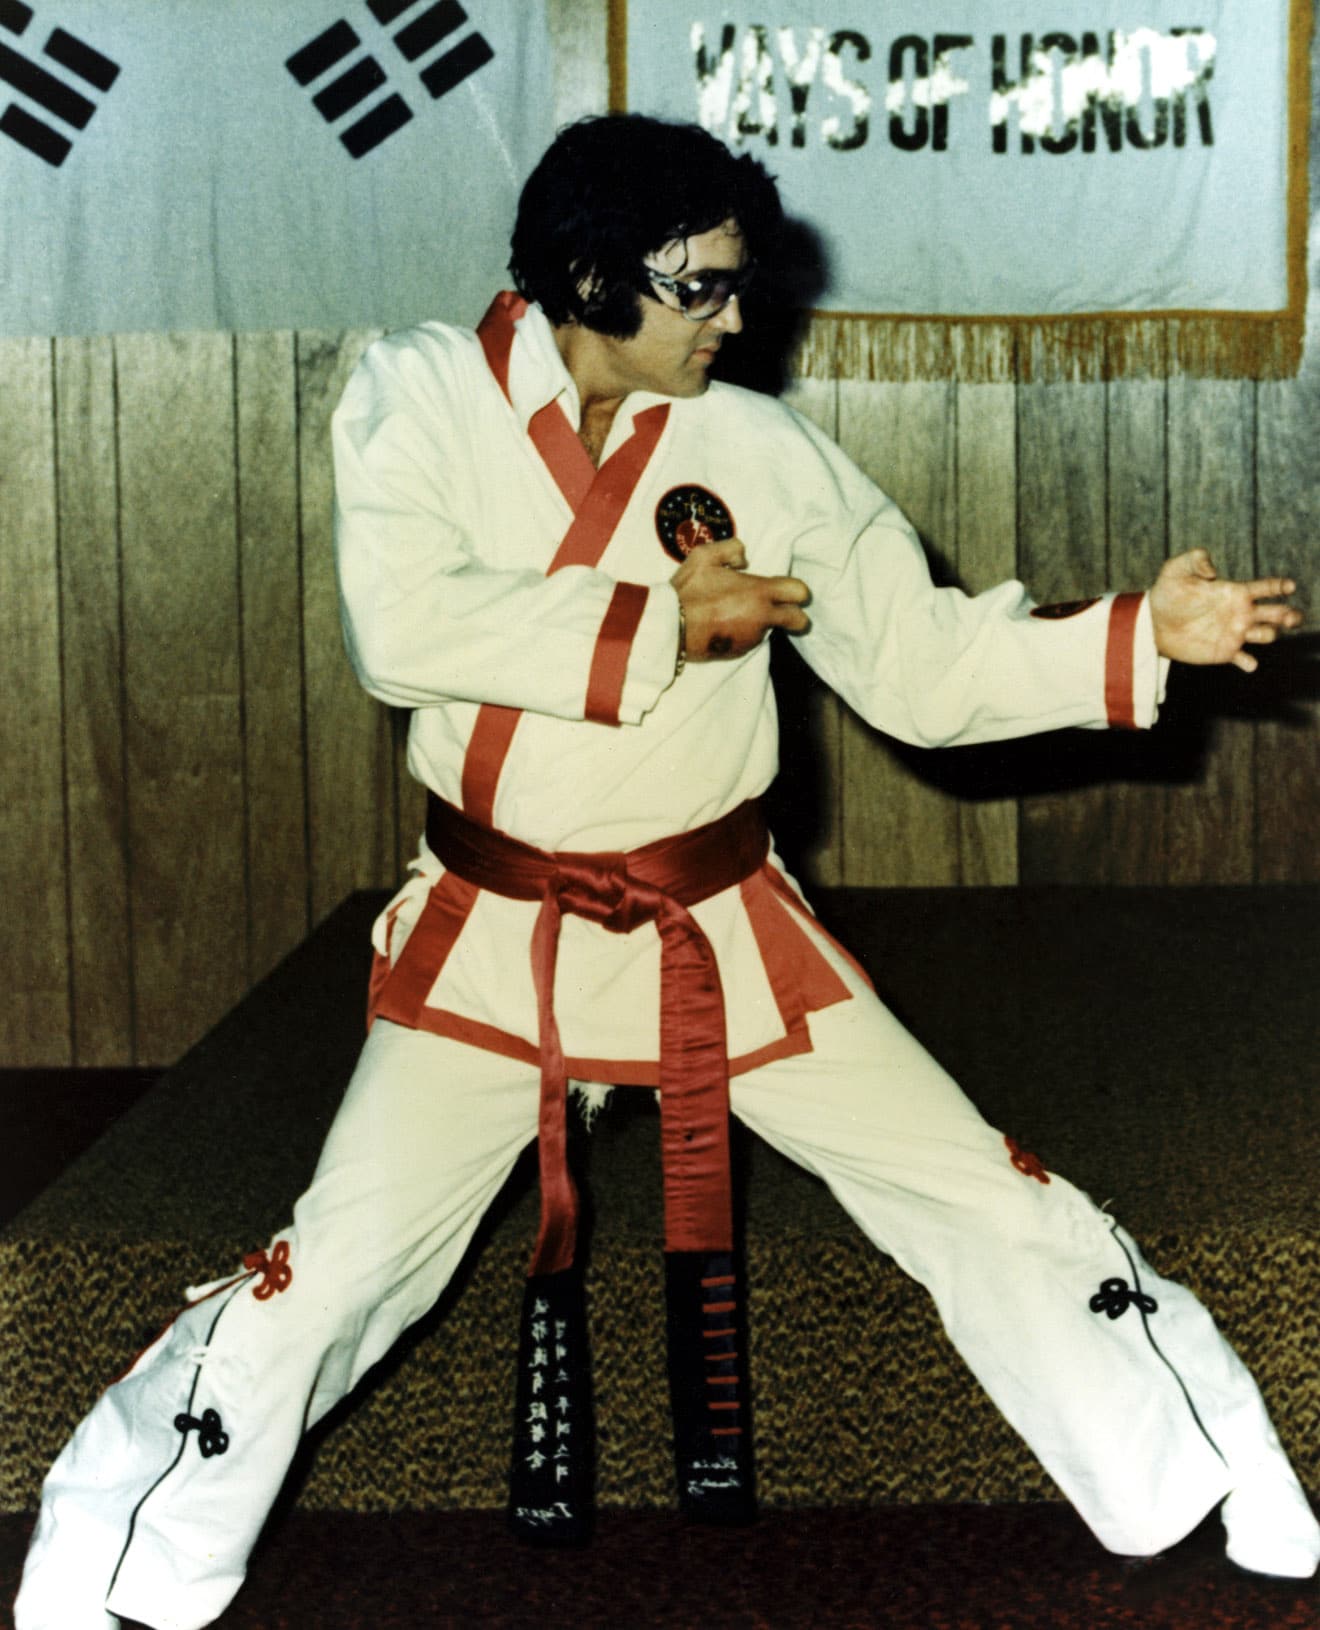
[0, 0, 554, 335]
[622, 3, 1295, 317]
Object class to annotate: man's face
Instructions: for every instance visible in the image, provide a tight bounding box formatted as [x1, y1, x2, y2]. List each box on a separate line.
[593, 219, 748, 400]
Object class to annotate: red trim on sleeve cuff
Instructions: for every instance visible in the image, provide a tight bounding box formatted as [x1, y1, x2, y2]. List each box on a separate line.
[584, 582, 650, 725]
[1105, 591, 1144, 730]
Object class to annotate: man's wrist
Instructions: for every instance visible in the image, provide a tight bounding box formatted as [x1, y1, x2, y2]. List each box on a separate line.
[675, 601, 687, 676]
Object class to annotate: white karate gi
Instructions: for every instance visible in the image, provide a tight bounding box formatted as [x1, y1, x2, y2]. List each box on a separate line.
[16, 297, 1316, 1630]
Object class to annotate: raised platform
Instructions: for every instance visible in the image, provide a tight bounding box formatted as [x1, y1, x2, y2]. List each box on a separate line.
[2, 887, 1317, 1514]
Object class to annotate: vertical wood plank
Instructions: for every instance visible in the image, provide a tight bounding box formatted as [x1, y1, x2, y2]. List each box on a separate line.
[1104, 325, 1171, 883]
[0, 339, 71, 1064]
[1016, 335, 1109, 883]
[953, 381, 1019, 885]
[1254, 0, 1320, 882]
[236, 332, 310, 981]
[548, 0, 609, 124]
[836, 380, 960, 886]
[1255, 364, 1320, 882]
[118, 333, 247, 1064]
[1165, 373, 1257, 883]
[298, 330, 395, 926]
[56, 336, 132, 1064]
[777, 378, 842, 889]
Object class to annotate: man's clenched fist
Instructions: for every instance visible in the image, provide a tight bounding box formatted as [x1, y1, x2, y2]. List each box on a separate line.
[671, 538, 811, 662]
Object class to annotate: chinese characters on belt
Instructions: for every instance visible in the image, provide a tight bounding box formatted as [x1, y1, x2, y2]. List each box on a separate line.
[665, 1250, 756, 1524]
[508, 1271, 591, 1542]
[522, 1301, 573, 1486]
[287, 0, 495, 158]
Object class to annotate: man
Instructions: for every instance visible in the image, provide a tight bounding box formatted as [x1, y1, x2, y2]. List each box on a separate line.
[16, 114, 1317, 1630]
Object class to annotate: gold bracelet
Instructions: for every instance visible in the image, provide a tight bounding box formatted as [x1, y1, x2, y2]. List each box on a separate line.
[674, 603, 687, 676]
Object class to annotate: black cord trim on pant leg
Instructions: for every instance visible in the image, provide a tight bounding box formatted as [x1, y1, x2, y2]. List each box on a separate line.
[1108, 1221, 1228, 1469]
[106, 1281, 246, 1601]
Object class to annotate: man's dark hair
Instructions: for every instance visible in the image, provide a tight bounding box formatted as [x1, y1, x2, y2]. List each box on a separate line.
[509, 114, 783, 338]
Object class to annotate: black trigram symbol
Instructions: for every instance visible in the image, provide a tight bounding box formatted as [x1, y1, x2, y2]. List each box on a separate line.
[287, 0, 495, 160]
[0, 0, 119, 167]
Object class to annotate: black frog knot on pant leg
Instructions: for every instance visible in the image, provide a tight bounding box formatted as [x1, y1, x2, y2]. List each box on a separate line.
[1090, 1277, 1159, 1320]
[174, 1408, 229, 1458]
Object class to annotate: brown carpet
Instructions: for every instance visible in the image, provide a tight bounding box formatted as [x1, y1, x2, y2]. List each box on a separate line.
[0, 1069, 158, 1229]
[4, 1506, 1316, 1629]
[4, 887, 1317, 1521]
[2, 893, 1316, 1512]
[3, 889, 1319, 1624]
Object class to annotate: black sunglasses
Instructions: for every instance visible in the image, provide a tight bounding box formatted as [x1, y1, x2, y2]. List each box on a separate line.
[642, 261, 757, 321]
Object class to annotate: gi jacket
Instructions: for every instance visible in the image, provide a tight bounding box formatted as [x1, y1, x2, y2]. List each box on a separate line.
[331, 295, 1164, 1083]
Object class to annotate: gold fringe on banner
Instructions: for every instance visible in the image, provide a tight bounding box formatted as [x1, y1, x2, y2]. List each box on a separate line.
[790, 309, 1306, 386]
[610, 0, 1312, 388]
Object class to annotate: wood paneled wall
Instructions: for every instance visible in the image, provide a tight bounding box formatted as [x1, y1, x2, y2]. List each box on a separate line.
[3, 5, 1318, 1066]
[773, 347, 1320, 895]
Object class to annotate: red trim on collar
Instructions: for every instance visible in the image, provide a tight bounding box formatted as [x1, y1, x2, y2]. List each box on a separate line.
[549, 403, 669, 570]
[476, 289, 522, 395]
[477, 291, 596, 510]
[462, 294, 671, 823]
[529, 400, 595, 511]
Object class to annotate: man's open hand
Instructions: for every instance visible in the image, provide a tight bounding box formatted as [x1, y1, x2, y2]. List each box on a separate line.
[671, 538, 811, 661]
[1149, 549, 1302, 672]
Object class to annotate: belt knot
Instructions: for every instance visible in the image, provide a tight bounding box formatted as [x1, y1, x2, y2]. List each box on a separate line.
[419, 793, 771, 1278]
[551, 853, 660, 935]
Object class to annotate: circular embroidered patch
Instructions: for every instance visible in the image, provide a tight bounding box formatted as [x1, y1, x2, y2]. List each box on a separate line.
[1030, 597, 1102, 620]
[655, 485, 736, 563]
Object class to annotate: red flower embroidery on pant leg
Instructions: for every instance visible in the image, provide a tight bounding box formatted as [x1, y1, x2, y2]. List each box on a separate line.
[1005, 1135, 1051, 1185]
[243, 1239, 293, 1300]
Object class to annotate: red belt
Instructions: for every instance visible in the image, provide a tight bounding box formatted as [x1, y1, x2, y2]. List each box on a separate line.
[424, 794, 770, 1277]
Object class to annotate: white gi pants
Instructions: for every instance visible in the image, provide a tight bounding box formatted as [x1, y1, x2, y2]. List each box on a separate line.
[16, 968, 1316, 1630]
